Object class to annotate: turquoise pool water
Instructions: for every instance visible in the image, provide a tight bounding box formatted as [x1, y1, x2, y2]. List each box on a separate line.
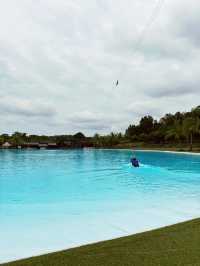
[0, 149, 200, 262]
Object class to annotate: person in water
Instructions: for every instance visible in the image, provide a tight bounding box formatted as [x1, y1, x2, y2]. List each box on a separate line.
[131, 157, 139, 167]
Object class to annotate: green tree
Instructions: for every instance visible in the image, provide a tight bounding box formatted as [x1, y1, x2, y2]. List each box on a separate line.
[183, 117, 200, 151]
[0, 136, 5, 145]
[93, 134, 101, 147]
[10, 132, 25, 146]
[165, 120, 183, 146]
[139, 116, 154, 134]
[73, 132, 85, 139]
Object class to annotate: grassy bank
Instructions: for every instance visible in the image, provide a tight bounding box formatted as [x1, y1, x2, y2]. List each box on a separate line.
[3, 218, 200, 266]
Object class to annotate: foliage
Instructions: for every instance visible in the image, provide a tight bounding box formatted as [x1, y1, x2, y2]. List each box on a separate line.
[125, 106, 200, 150]
[0, 106, 200, 150]
[93, 133, 123, 147]
[73, 132, 85, 139]
[0, 132, 86, 147]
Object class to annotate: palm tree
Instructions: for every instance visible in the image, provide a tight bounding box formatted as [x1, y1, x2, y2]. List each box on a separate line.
[165, 120, 183, 148]
[183, 117, 200, 151]
[93, 134, 101, 147]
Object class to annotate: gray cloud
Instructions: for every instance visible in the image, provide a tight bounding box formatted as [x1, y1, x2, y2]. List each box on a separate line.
[126, 100, 163, 119]
[0, 0, 199, 135]
[146, 79, 200, 98]
[171, 1, 200, 47]
[0, 97, 56, 118]
[67, 111, 124, 133]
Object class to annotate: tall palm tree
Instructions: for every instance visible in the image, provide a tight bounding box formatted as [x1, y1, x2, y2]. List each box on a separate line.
[165, 120, 183, 147]
[183, 117, 200, 151]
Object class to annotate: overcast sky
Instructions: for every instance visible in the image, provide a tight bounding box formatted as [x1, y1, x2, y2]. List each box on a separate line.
[0, 0, 199, 135]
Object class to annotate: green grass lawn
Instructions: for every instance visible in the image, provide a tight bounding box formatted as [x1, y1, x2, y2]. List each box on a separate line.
[2, 218, 200, 266]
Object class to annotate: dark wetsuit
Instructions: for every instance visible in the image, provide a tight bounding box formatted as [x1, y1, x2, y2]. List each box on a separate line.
[131, 158, 139, 167]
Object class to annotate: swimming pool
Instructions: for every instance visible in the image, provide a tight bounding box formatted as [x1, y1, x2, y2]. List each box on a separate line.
[0, 149, 200, 263]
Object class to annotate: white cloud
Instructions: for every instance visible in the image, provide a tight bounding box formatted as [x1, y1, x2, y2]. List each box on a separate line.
[0, 0, 199, 135]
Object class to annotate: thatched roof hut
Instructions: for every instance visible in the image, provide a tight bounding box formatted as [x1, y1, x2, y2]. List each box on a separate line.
[2, 142, 12, 148]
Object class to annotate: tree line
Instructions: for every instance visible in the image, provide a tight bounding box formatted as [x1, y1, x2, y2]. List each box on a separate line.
[126, 106, 200, 149]
[0, 132, 86, 147]
[93, 106, 200, 150]
[1, 106, 200, 150]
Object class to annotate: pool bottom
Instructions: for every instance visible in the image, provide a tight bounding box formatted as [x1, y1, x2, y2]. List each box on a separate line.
[1, 198, 199, 263]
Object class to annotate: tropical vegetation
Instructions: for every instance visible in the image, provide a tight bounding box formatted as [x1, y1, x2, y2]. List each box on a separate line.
[125, 106, 200, 150]
[1, 106, 200, 151]
[93, 106, 200, 150]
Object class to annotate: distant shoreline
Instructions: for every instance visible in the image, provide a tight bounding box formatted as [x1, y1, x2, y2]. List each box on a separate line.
[94, 147, 200, 155]
[1, 146, 200, 155]
[135, 149, 200, 155]
[108, 143, 200, 154]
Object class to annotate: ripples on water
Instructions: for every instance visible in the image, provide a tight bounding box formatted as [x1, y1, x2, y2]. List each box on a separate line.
[0, 149, 200, 262]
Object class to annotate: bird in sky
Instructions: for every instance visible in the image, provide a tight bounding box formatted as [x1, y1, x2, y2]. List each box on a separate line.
[116, 80, 119, 86]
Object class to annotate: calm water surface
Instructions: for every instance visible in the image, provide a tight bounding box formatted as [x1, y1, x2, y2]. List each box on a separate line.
[0, 149, 200, 262]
